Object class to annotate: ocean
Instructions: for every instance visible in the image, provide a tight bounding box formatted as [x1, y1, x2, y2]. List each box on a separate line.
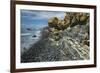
[21, 26, 43, 53]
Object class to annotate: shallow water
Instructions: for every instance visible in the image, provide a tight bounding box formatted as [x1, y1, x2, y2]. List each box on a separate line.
[21, 30, 41, 53]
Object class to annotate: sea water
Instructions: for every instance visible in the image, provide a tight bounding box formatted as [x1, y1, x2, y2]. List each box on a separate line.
[21, 28, 41, 53]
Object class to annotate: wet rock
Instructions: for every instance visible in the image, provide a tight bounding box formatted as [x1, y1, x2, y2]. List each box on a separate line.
[32, 35, 37, 37]
[26, 28, 32, 31]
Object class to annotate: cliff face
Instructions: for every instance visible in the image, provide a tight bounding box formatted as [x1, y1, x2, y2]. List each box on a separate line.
[21, 12, 90, 62]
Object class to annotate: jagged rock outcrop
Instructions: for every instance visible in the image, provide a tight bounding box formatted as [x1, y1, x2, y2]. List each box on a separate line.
[48, 12, 89, 30]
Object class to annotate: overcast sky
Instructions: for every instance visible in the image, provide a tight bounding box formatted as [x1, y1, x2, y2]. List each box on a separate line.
[21, 9, 65, 29]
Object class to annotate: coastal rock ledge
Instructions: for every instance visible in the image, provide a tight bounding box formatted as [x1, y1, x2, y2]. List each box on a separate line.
[21, 12, 90, 62]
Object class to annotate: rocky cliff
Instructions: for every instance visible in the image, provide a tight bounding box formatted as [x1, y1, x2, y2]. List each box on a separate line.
[21, 12, 90, 62]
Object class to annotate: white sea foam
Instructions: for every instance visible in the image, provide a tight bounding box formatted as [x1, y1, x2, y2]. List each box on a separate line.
[21, 33, 31, 36]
